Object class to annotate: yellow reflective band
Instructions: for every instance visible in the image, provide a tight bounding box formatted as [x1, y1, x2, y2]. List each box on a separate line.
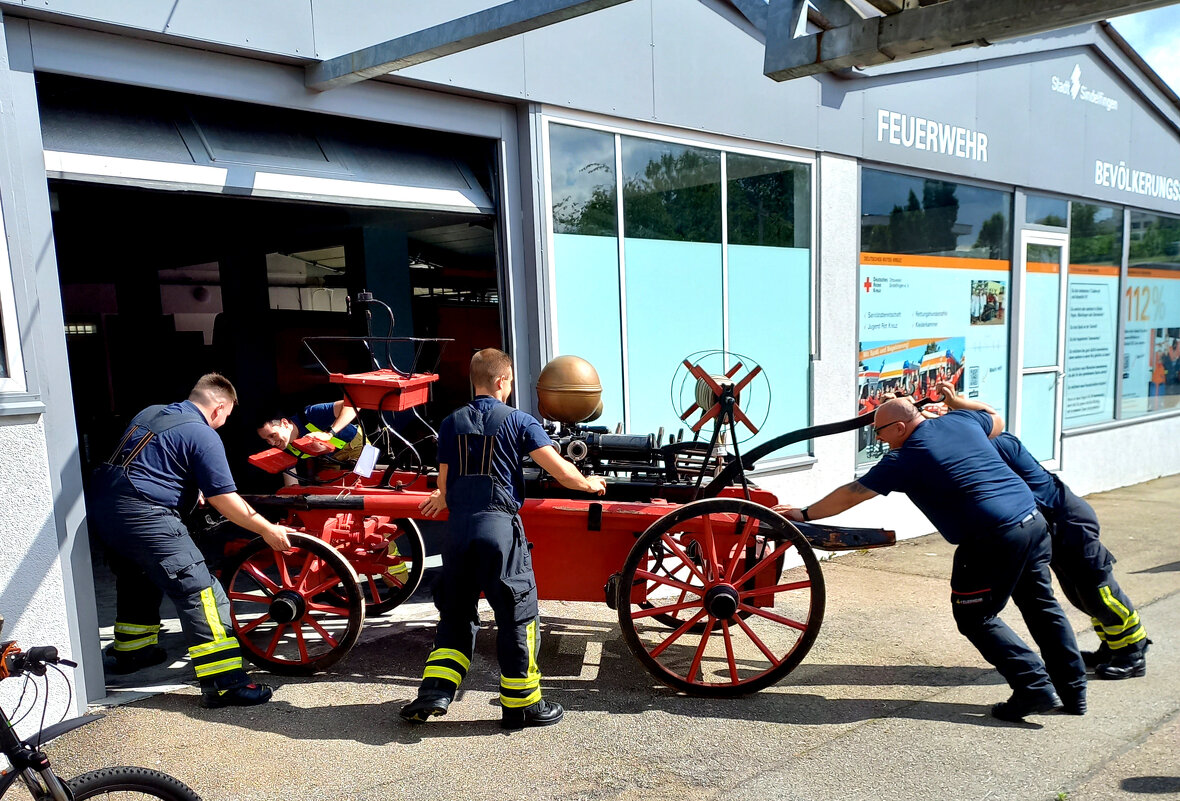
[500, 675, 541, 690]
[303, 423, 348, 450]
[423, 666, 462, 686]
[113, 635, 158, 652]
[188, 638, 240, 659]
[1107, 629, 1148, 649]
[427, 648, 471, 671]
[193, 656, 243, 678]
[1099, 611, 1140, 636]
[199, 588, 227, 641]
[500, 689, 542, 708]
[114, 622, 161, 636]
[525, 619, 540, 683]
[1098, 586, 1132, 622]
[387, 562, 410, 578]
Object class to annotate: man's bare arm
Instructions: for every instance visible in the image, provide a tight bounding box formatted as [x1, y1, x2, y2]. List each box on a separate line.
[774, 480, 878, 522]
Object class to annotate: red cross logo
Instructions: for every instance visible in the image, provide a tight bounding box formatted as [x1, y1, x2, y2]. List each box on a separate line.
[863, 277, 873, 293]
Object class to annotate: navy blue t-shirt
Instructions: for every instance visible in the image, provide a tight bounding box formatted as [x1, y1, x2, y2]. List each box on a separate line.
[294, 402, 359, 443]
[991, 432, 1065, 513]
[120, 400, 237, 509]
[859, 409, 1036, 544]
[437, 396, 553, 509]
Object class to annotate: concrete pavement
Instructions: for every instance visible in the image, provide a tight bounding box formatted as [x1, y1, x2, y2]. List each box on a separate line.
[45, 474, 1180, 801]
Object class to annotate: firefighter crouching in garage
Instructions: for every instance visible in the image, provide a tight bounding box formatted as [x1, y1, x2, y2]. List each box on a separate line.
[401, 348, 607, 729]
[88, 373, 298, 708]
[256, 399, 367, 486]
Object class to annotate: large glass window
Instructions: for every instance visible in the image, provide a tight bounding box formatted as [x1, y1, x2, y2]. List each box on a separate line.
[1062, 203, 1122, 428]
[1122, 211, 1180, 418]
[858, 168, 1012, 466]
[548, 122, 811, 456]
[1025, 195, 1068, 227]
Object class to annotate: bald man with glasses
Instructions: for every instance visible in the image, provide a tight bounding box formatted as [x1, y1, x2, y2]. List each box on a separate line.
[777, 384, 1085, 722]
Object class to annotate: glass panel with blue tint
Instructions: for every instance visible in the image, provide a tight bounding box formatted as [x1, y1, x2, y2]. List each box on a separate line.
[1024, 243, 1062, 369]
[624, 238, 723, 436]
[553, 234, 624, 427]
[1063, 203, 1121, 428]
[1020, 372, 1058, 462]
[1121, 211, 1180, 419]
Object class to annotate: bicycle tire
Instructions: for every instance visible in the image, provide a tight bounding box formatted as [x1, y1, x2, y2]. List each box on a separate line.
[66, 766, 202, 800]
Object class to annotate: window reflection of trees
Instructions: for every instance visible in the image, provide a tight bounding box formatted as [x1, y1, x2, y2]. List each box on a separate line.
[1070, 203, 1122, 265]
[860, 170, 1011, 259]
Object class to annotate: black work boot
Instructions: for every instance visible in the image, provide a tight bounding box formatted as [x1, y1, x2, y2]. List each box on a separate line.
[991, 689, 1062, 722]
[1096, 639, 1150, 680]
[1058, 686, 1087, 716]
[104, 645, 168, 675]
[501, 698, 564, 730]
[201, 681, 273, 709]
[1081, 643, 1112, 670]
[399, 693, 452, 723]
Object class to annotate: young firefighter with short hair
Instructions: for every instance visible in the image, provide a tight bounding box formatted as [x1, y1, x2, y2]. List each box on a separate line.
[88, 374, 297, 708]
[400, 348, 607, 729]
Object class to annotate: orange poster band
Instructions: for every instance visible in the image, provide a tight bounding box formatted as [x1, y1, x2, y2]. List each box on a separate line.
[1026, 261, 1060, 274]
[860, 252, 1011, 271]
[859, 338, 944, 360]
[1068, 264, 1119, 276]
[1128, 266, 1180, 279]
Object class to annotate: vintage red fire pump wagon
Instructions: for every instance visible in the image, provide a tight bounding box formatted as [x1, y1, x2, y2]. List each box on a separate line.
[223, 300, 896, 697]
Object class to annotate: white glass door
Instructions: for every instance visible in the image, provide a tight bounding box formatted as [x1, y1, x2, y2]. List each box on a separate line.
[1014, 231, 1068, 466]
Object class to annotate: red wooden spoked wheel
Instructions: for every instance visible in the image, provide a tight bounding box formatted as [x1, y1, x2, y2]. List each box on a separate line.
[617, 498, 825, 696]
[355, 518, 426, 616]
[223, 533, 365, 676]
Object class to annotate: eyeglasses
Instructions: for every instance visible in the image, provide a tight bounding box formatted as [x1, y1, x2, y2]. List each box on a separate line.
[873, 420, 900, 435]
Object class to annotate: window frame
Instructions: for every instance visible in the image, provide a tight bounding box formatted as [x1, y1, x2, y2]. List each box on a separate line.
[0, 196, 27, 395]
[539, 111, 817, 468]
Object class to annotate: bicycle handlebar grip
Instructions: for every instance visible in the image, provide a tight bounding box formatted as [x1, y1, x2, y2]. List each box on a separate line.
[24, 645, 59, 666]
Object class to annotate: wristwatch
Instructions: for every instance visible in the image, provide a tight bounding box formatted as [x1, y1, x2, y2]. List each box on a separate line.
[801, 506, 812, 522]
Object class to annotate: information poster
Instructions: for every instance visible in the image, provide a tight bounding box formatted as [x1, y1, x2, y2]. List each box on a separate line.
[1120, 267, 1180, 417]
[1063, 266, 1119, 427]
[857, 253, 1010, 466]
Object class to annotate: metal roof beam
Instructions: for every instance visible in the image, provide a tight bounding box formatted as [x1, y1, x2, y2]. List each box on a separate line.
[307, 0, 635, 91]
[729, 0, 771, 32]
[765, 0, 1180, 81]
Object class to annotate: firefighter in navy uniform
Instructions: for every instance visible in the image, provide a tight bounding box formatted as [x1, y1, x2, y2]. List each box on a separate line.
[88, 374, 298, 708]
[256, 400, 366, 484]
[400, 349, 606, 729]
[991, 431, 1150, 679]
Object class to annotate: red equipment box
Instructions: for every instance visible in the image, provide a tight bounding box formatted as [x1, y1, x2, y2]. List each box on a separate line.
[248, 448, 298, 474]
[329, 370, 438, 412]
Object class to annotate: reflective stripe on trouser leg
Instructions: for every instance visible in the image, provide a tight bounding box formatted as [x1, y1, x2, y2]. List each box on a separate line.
[112, 621, 161, 652]
[187, 587, 244, 686]
[423, 647, 471, 690]
[500, 619, 541, 709]
[1097, 586, 1147, 650]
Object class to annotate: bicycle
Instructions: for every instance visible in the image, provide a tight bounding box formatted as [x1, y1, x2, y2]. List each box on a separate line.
[0, 614, 202, 800]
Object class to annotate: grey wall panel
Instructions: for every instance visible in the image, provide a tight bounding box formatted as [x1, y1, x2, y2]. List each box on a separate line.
[516, 1, 655, 118]
[649, 0, 817, 145]
[974, 58, 1033, 189]
[164, 0, 314, 56]
[816, 76, 865, 158]
[396, 37, 528, 99]
[310, 0, 502, 59]
[5, 0, 172, 32]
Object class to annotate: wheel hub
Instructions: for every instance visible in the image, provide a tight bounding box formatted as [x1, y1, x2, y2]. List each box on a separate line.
[269, 590, 307, 624]
[704, 584, 740, 620]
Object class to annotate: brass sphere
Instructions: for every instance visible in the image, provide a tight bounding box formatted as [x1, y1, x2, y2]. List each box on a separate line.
[537, 355, 603, 424]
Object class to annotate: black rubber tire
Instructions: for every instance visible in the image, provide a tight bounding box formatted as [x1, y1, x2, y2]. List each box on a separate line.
[358, 517, 427, 615]
[617, 498, 825, 697]
[222, 532, 366, 676]
[66, 766, 202, 800]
